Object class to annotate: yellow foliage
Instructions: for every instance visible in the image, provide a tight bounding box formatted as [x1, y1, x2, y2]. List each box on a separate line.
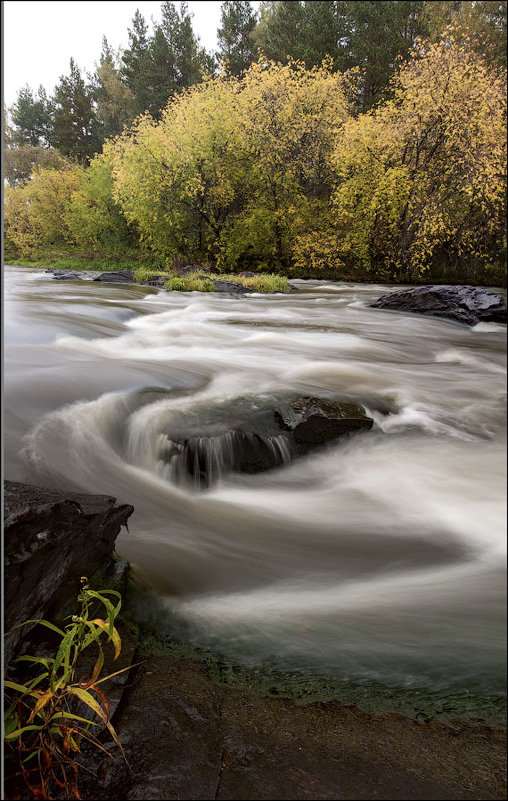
[332, 35, 507, 277]
[4, 166, 83, 257]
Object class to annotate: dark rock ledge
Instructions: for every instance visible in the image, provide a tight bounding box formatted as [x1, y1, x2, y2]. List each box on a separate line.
[4, 480, 133, 663]
[370, 285, 507, 326]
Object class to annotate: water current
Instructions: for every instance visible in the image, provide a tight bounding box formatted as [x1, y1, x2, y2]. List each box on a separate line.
[4, 266, 507, 719]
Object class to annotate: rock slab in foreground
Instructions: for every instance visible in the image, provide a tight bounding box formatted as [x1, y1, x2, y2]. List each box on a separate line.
[370, 285, 507, 326]
[4, 480, 134, 663]
[85, 653, 507, 800]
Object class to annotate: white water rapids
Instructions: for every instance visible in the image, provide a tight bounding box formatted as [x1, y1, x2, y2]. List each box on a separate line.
[4, 266, 506, 715]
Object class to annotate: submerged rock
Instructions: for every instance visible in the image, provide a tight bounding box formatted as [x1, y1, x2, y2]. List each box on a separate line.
[4, 480, 133, 662]
[370, 285, 507, 326]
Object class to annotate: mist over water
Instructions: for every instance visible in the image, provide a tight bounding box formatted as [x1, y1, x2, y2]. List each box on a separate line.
[4, 267, 506, 714]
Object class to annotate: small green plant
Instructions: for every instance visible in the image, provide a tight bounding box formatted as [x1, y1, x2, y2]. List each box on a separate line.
[4, 578, 135, 800]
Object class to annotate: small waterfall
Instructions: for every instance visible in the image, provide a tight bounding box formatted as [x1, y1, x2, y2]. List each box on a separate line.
[166, 429, 294, 488]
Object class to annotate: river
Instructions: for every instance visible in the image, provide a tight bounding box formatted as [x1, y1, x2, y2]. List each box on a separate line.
[4, 266, 506, 719]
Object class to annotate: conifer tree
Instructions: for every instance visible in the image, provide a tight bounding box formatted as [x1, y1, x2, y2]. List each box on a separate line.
[147, 25, 177, 115]
[10, 84, 52, 147]
[217, 1, 258, 75]
[49, 59, 100, 162]
[160, 1, 207, 90]
[121, 9, 153, 116]
[254, 1, 307, 63]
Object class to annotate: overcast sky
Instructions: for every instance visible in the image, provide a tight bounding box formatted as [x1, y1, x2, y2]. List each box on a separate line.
[3, 1, 261, 108]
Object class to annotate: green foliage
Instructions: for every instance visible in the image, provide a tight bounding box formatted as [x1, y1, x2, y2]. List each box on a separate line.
[121, 9, 153, 118]
[165, 276, 215, 292]
[65, 152, 137, 250]
[4, 578, 133, 800]
[217, 1, 259, 74]
[49, 59, 100, 163]
[10, 84, 52, 147]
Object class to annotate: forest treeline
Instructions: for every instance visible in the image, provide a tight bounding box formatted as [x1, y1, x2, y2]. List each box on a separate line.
[4, 1, 507, 283]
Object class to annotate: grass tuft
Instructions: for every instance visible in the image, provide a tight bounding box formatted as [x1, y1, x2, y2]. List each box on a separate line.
[165, 276, 216, 292]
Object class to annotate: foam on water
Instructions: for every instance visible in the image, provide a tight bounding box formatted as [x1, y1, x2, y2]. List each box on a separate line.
[5, 267, 506, 708]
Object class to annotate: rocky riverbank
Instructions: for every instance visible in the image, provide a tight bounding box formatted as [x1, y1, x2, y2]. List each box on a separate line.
[3, 480, 507, 800]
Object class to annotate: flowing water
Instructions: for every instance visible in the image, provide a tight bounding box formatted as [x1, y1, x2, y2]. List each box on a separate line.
[4, 266, 507, 719]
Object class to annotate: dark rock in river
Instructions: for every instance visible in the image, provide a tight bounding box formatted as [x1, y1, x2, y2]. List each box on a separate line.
[163, 397, 373, 487]
[93, 269, 135, 283]
[4, 480, 133, 663]
[370, 285, 507, 326]
[49, 269, 100, 280]
[210, 278, 255, 294]
[275, 397, 374, 452]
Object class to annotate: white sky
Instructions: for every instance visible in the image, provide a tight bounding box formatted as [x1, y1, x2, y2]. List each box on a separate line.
[3, 1, 261, 108]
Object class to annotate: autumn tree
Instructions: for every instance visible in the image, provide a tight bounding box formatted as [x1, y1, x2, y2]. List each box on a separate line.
[4, 165, 84, 257]
[217, 1, 258, 75]
[422, 0, 507, 69]
[332, 37, 507, 278]
[106, 59, 349, 270]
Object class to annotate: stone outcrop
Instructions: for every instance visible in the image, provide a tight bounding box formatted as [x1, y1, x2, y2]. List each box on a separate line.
[370, 285, 507, 326]
[4, 480, 133, 663]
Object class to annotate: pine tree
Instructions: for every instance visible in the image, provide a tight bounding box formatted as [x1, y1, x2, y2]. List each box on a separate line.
[147, 25, 177, 116]
[254, 1, 307, 63]
[217, 1, 258, 75]
[10, 84, 52, 147]
[121, 9, 153, 116]
[160, 1, 206, 90]
[343, 1, 425, 110]
[49, 59, 100, 162]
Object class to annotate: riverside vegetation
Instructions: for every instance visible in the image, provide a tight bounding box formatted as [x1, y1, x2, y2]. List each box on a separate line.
[4, 579, 134, 801]
[4, 8, 507, 287]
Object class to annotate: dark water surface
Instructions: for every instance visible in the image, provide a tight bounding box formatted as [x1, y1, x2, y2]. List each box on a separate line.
[4, 266, 506, 719]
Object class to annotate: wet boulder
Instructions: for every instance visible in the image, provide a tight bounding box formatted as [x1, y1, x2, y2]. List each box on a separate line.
[275, 397, 373, 453]
[161, 397, 373, 488]
[370, 285, 507, 326]
[171, 429, 292, 488]
[4, 480, 133, 663]
[93, 269, 135, 283]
